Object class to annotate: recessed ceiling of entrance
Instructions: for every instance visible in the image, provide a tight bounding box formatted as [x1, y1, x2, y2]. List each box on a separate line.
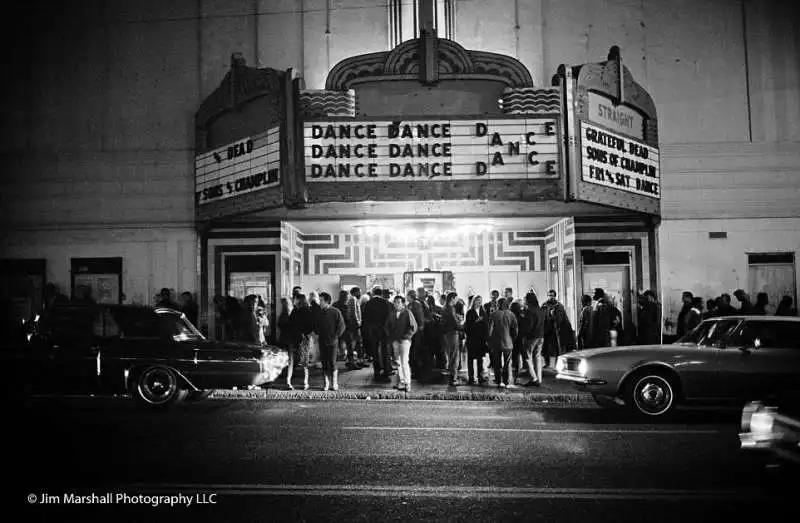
[289, 216, 562, 234]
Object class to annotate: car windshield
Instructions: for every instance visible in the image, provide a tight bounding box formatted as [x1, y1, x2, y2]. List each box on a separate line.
[156, 310, 205, 341]
[676, 319, 741, 346]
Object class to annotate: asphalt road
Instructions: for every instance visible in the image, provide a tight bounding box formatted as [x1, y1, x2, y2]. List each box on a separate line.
[11, 398, 791, 522]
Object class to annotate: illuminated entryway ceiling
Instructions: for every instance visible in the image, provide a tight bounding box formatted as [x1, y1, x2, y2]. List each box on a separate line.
[289, 216, 563, 235]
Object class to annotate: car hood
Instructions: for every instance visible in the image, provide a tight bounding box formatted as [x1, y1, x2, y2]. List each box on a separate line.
[565, 344, 672, 359]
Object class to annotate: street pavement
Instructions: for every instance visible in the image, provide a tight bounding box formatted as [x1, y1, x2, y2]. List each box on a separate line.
[13, 398, 790, 523]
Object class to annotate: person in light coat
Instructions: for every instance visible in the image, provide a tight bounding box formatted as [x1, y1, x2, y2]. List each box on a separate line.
[488, 298, 519, 389]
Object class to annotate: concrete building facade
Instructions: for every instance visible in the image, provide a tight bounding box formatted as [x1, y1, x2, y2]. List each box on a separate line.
[1, 0, 798, 338]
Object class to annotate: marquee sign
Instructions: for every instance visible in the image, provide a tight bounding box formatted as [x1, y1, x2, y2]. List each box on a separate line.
[580, 122, 660, 199]
[194, 127, 280, 205]
[587, 92, 644, 140]
[303, 119, 560, 182]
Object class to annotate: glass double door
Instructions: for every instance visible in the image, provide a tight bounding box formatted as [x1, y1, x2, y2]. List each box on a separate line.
[225, 255, 276, 343]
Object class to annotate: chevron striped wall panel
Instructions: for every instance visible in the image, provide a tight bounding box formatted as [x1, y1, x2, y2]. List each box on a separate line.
[546, 217, 575, 260]
[280, 222, 292, 261]
[488, 232, 547, 271]
[302, 234, 359, 275]
[299, 231, 547, 275]
[501, 87, 561, 115]
[299, 89, 356, 118]
[428, 234, 483, 270]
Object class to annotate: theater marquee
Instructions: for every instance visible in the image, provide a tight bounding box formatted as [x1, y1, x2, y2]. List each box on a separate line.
[194, 127, 280, 205]
[303, 119, 560, 182]
[580, 122, 660, 199]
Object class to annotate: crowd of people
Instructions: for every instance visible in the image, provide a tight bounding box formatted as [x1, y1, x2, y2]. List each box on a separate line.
[275, 285, 595, 391]
[671, 289, 798, 338]
[210, 291, 270, 345]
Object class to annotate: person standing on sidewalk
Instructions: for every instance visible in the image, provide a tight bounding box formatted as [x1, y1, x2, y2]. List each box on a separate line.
[441, 292, 463, 386]
[465, 295, 489, 385]
[385, 295, 418, 392]
[363, 287, 393, 382]
[510, 300, 524, 384]
[406, 290, 426, 379]
[316, 292, 346, 391]
[334, 290, 356, 368]
[543, 290, 572, 367]
[348, 287, 366, 368]
[488, 298, 519, 389]
[287, 293, 313, 390]
[519, 292, 544, 387]
[577, 294, 593, 350]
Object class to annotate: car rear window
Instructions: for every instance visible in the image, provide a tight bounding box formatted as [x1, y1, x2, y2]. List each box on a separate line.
[111, 308, 164, 338]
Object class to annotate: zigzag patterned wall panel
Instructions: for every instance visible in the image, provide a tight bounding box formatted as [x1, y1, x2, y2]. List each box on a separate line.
[428, 234, 483, 270]
[300, 231, 548, 275]
[303, 234, 359, 275]
[488, 232, 547, 271]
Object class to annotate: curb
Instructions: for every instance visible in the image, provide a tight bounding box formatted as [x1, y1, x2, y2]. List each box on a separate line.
[209, 388, 595, 404]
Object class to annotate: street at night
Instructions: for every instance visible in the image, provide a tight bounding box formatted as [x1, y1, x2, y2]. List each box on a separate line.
[13, 398, 790, 522]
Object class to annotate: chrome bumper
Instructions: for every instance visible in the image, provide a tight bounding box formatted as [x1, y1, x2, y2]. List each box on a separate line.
[555, 373, 607, 386]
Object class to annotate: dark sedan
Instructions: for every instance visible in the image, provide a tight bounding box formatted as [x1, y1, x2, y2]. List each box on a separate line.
[5, 303, 287, 407]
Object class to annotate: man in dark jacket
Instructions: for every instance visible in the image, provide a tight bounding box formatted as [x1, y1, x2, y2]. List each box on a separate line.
[316, 292, 345, 391]
[733, 289, 755, 315]
[519, 292, 545, 387]
[577, 294, 593, 349]
[676, 291, 702, 338]
[406, 290, 426, 378]
[385, 296, 418, 392]
[591, 289, 613, 349]
[362, 287, 393, 382]
[180, 291, 199, 327]
[636, 291, 661, 345]
[484, 290, 500, 316]
[713, 293, 737, 317]
[543, 290, 574, 366]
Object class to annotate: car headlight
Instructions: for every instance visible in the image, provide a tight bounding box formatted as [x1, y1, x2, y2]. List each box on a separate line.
[750, 411, 775, 437]
[578, 359, 589, 377]
[555, 357, 566, 373]
[741, 402, 758, 432]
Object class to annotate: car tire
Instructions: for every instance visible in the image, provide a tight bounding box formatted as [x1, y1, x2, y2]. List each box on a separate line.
[132, 366, 188, 408]
[625, 371, 677, 418]
[189, 390, 213, 401]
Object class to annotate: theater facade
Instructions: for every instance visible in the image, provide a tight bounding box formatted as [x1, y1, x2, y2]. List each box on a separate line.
[194, 31, 661, 341]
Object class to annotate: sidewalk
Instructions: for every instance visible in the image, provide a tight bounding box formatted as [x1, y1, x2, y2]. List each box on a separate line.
[212, 362, 595, 404]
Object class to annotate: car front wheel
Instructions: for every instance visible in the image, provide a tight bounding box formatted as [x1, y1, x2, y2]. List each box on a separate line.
[133, 366, 188, 407]
[626, 372, 676, 418]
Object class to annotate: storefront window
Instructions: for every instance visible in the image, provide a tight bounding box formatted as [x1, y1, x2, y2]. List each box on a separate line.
[71, 257, 123, 305]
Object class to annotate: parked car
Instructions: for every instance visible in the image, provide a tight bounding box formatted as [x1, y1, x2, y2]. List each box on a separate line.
[3, 303, 288, 407]
[740, 392, 800, 466]
[556, 316, 800, 417]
